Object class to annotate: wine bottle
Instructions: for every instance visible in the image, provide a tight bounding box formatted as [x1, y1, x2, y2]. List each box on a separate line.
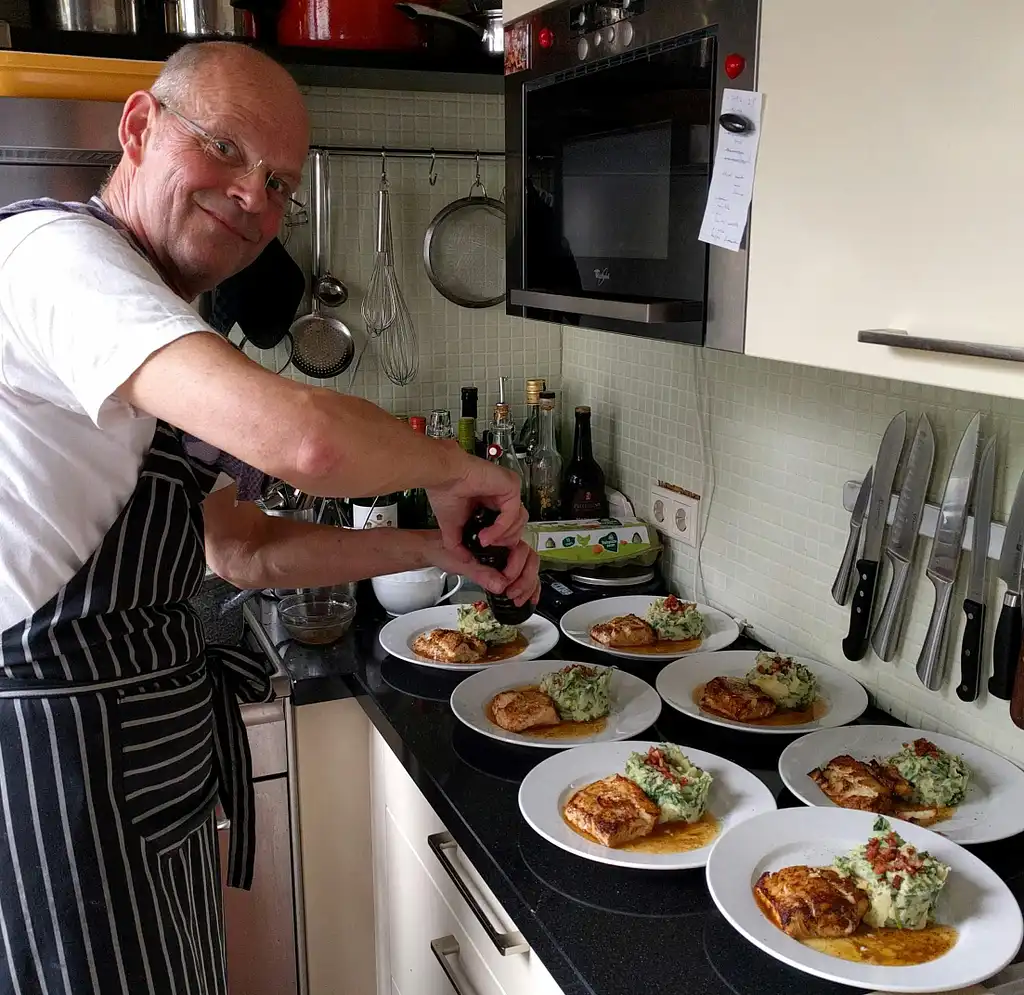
[352, 493, 398, 530]
[462, 506, 535, 625]
[398, 416, 429, 528]
[561, 406, 607, 519]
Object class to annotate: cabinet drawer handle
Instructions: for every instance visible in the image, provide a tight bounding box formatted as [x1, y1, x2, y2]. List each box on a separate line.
[430, 936, 480, 995]
[858, 328, 1024, 363]
[427, 832, 529, 956]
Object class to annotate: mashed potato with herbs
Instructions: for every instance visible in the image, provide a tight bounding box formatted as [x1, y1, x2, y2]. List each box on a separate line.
[644, 596, 705, 642]
[886, 738, 971, 807]
[539, 664, 611, 722]
[457, 601, 518, 645]
[624, 744, 713, 824]
[746, 652, 817, 709]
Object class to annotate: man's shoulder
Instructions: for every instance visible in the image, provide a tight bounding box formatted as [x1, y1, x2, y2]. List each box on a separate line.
[0, 207, 125, 250]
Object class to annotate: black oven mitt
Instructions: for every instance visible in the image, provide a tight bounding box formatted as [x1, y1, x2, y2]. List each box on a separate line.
[209, 236, 305, 349]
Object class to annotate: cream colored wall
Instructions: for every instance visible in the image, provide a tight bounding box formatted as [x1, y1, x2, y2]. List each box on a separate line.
[561, 328, 1024, 765]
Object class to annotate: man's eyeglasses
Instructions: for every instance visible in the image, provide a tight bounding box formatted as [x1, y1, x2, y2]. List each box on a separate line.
[156, 100, 306, 217]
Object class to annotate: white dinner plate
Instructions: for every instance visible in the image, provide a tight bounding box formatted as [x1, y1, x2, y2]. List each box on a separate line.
[705, 807, 1023, 992]
[518, 740, 776, 870]
[656, 650, 868, 735]
[450, 660, 662, 749]
[377, 605, 559, 671]
[558, 596, 740, 661]
[778, 725, 1024, 845]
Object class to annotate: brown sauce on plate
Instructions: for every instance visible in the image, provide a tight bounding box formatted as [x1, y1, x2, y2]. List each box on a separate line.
[626, 637, 704, 656]
[485, 687, 608, 738]
[754, 889, 957, 966]
[483, 633, 529, 662]
[691, 683, 829, 726]
[562, 810, 719, 853]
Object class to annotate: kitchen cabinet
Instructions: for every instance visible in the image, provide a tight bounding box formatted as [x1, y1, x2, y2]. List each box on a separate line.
[294, 699, 377, 995]
[745, 0, 1024, 400]
[503, 1, 547, 21]
[370, 729, 564, 995]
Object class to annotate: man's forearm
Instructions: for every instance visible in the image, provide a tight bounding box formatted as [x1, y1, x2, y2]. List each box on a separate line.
[213, 516, 440, 590]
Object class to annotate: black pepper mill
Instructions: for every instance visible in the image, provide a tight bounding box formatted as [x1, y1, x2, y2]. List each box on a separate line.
[462, 507, 535, 625]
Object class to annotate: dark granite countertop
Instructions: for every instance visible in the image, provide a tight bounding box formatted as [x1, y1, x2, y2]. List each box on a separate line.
[243, 588, 1024, 995]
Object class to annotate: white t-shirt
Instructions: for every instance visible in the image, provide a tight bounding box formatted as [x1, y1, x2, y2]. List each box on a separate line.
[0, 210, 219, 631]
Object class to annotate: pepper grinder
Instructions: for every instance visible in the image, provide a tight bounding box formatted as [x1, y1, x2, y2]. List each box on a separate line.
[462, 506, 535, 625]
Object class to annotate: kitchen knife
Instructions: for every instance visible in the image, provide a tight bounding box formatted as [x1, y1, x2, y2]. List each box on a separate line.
[989, 467, 1024, 700]
[958, 436, 996, 702]
[831, 468, 872, 606]
[916, 412, 981, 691]
[871, 415, 935, 663]
[842, 411, 907, 662]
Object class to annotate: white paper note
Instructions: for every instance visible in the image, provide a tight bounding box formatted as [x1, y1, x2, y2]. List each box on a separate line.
[698, 88, 764, 252]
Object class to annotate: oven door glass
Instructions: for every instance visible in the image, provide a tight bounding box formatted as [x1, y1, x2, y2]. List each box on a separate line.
[523, 33, 714, 322]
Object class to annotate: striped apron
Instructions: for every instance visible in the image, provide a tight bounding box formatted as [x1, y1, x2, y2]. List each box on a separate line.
[0, 202, 272, 994]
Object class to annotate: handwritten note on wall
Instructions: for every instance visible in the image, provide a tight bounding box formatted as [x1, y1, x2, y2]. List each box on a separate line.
[698, 88, 764, 252]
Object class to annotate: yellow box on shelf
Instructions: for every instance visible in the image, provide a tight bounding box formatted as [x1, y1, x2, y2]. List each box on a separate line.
[0, 52, 162, 101]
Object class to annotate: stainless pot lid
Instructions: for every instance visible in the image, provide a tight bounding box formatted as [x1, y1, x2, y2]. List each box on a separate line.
[570, 565, 656, 588]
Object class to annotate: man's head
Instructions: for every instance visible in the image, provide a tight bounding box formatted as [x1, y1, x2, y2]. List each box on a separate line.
[106, 42, 309, 299]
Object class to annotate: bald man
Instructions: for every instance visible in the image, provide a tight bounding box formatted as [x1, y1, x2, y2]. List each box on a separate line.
[0, 41, 537, 995]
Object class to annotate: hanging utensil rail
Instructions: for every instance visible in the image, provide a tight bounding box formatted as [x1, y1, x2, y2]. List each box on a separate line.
[310, 144, 504, 161]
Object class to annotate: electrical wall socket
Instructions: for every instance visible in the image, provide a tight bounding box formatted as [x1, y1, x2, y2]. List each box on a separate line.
[650, 485, 700, 548]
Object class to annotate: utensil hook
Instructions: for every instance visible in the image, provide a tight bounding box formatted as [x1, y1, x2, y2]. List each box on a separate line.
[428, 149, 438, 187]
[470, 151, 486, 198]
[380, 147, 389, 188]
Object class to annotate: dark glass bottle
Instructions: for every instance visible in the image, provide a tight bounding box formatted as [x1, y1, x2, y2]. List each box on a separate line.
[398, 416, 431, 529]
[561, 406, 608, 519]
[462, 507, 535, 625]
[459, 386, 480, 456]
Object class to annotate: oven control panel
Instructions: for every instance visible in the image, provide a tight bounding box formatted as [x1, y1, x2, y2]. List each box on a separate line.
[563, 0, 645, 60]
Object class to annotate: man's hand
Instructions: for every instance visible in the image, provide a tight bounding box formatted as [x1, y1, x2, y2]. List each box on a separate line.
[425, 441, 528, 553]
[427, 534, 541, 607]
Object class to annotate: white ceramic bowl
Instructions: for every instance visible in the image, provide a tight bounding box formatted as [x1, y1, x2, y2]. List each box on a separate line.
[371, 567, 463, 615]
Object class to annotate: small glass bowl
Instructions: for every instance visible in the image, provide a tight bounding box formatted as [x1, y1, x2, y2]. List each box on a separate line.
[277, 591, 356, 645]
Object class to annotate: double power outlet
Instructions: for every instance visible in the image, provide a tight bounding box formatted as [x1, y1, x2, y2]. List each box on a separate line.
[650, 485, 700, 548]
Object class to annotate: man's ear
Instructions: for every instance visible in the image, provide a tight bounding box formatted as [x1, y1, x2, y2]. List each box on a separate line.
[119, 90, 160, 167]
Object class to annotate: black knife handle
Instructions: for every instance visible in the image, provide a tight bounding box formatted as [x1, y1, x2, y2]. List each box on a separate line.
[989, 596, 1021, 700]
[842, 559, 878, 662]
[957, 599, 985, 702]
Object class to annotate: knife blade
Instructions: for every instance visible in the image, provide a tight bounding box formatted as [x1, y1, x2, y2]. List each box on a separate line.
[842, 411, 907, 661]
[832, 468, 873, 606]
[871, 415, 935, 662]
[958, 436, 995, 702]
[990, 467, 1024, 699]
[916, 412, 981, 690]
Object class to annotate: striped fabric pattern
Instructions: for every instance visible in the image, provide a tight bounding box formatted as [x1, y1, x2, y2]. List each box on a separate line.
[0, 422, 271, 995]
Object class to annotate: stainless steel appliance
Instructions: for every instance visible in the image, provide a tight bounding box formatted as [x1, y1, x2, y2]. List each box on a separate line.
[163, 0, 255, 37]
[33, 0, 139, 33]
[505, 0, 757, 349]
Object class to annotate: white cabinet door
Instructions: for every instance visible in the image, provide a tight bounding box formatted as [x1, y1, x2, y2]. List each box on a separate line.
[745, 0, 1024, 400]
[503, 0, 547, 22]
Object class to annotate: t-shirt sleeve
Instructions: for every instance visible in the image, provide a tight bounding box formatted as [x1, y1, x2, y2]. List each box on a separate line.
[0, 212, 216, 426]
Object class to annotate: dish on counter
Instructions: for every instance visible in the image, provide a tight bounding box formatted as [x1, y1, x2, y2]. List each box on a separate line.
[518, 740, 776, 870]
[560, 595, 740, 661]
[699, 653, 823, 726]
[779, 725, 1024, 845]
[656, 650, 868, 735]
[450, 659, 662, 749]
[808, 738, 970, 828]
[705, 807, 1022, 992]
[378, 604, 559, 671]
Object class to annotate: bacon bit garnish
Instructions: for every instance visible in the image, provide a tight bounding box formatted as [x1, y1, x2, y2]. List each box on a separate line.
[910, 738, 941, 758]
[892, 875, 904, 890]
[758, 654, 793, 676]
[643, 747, 689, 787]
[865, 832, 925, 878]
[663, 595, 682, 612]
[561, 664, 598, 677]
[472, 600, 489, 612]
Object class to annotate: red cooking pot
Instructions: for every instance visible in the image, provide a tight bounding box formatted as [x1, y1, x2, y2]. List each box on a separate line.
[274, 0, 438, 49]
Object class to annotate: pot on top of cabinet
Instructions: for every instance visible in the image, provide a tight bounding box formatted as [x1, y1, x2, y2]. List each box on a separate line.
[269, 0, 439, 49]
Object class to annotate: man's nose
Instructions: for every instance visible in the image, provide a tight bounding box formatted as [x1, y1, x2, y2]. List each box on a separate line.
[227, 165, 269, 214]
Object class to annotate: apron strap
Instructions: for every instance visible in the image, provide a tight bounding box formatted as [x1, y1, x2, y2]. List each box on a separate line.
[206, 644, 272, 890]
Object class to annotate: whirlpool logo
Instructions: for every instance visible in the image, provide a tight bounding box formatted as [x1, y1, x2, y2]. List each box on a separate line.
[594, 267, 611, 287]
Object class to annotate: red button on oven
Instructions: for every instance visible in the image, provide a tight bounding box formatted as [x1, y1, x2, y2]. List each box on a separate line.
[538, 27, 555, 49]
[724, 53, 746, 79]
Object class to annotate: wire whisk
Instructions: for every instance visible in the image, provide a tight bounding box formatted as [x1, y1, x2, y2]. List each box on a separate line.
[378, 191, 418, 386]
[361, 154, 398, 336]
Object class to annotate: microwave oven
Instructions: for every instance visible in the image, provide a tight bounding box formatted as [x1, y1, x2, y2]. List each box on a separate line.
[505, 0, 758, 350]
